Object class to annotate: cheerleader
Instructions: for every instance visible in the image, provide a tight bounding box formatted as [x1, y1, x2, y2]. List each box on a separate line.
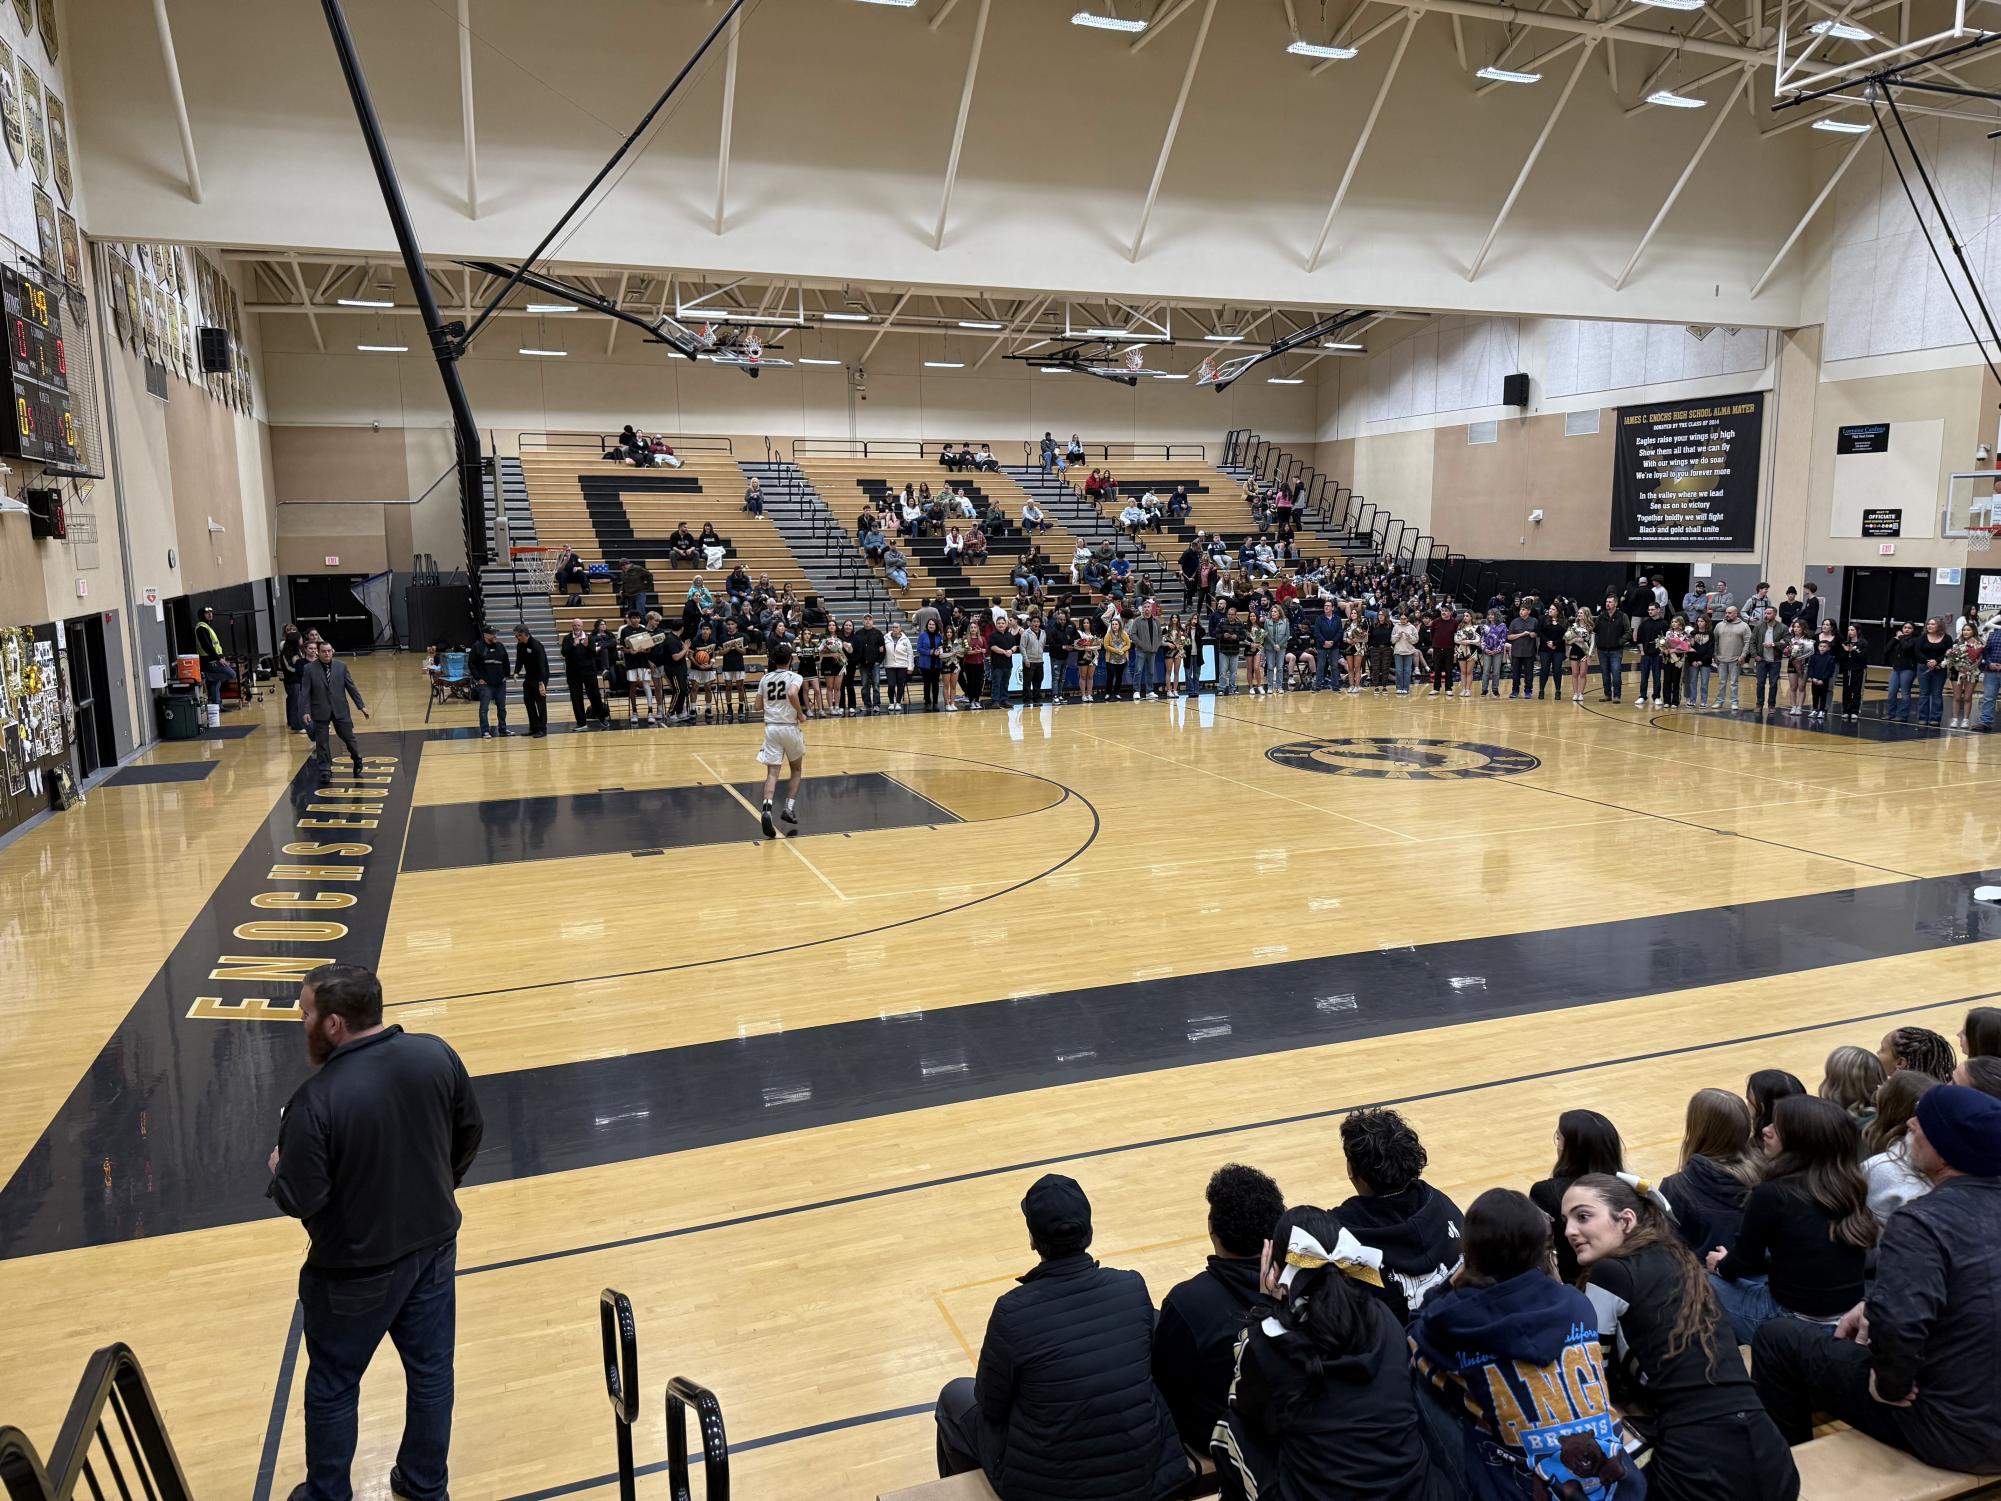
[940, 631, 963, 713]
[817, 629, 848, 719]
[1784, 618, 1814, 716]
[1660, 615, 1690, 709]
[1947, 623, 1978, 727]
[1454, 611, 1480, 698]
[1345, 602, 1367, 694]
[1072, 618, 1101, 703]
[1246, 616, 1267, 695]
[1565, 608, 1594, 702]
[1163, 616, 1185, 696]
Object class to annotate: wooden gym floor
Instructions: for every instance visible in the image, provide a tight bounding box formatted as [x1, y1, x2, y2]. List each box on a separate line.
[1, 656, 1997, 1499]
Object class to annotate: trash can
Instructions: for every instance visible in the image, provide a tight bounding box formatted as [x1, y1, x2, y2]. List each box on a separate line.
[158, 686, 201, 741]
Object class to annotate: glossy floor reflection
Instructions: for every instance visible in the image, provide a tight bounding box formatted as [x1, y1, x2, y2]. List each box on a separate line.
[2, 654, 1998, 1501]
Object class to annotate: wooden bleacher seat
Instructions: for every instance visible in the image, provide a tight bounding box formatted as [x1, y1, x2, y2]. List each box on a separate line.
[1791, 1430, 1989, 1500]
[878, 1472, 999, 1501]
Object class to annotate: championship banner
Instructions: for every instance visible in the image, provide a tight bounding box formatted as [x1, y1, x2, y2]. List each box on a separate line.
[1610, 392, 1763, 551]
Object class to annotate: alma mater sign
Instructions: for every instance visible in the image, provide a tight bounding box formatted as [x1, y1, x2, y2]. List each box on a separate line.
[1610, 393, 1763, 552]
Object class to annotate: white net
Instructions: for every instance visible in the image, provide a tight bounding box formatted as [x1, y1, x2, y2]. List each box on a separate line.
[513, 547, 553, 594]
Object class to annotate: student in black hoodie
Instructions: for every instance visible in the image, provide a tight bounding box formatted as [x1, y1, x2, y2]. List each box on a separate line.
[1529, 1108, 1624, 1284]
[1154, 1163, 1286, 1449]
[1332, 1108, 1464, 1321]
[1564, 1175, 1799, 1501]
[1214, 1206, 1451, 1501]
[1660, 1089, 1759, 1255]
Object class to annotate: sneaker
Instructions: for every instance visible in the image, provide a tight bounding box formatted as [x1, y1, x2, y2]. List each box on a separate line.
[780, 807, 799, 833]
[1459, 689, 1470, 697]
[760, 803, 777, 839]
[481, 730, 493, 739]
[946, 703, 958, 712]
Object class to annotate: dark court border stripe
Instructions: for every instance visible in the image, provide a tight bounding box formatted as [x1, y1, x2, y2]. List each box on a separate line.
[250, 1300, 304, 1501]
[455, 987, 2000, 1278]
[496, 1403, 935, 1501]
[385, 748, 1098, 1008]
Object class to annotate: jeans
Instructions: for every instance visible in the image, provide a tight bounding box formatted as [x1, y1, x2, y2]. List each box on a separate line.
[1315, 645, 1342, 690]
[1716, 659, 1742, 708]
[1131, 650, 1159, 695]
[887, 666, 909, 706]
[1395, 653, 1415, 692]
[1637, 653, 1662, 701]
[1887, 667, 1916, 721]
[1262, 645, 1285, 689]
[1479, 654, 1502, 692]
[300, 1240, 457, 1501]
[1755, 659, 1782, 710]
[1983, 667, 2001, 728]
[1508, 655, 1534, 695]
[1537, 648, 1562, 695]
[1916, 665, 1945, 724]
[857, 663, 882, 709]
[1688, 662, 1712, 706]
[990, 659, 1012, 708]
[1598, 649, 1624, 700]
[1753, 1320, 1916, 1456]
[476, 680, 508, 732]
[203, 659, 237, 705]
[1217, 653, 1239, 694]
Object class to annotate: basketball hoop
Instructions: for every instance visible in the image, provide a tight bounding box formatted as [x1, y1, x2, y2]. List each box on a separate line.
[510, 545, 554, 595]
[1967, 525, 1999, 554]
[1195, 356, 1218, 385]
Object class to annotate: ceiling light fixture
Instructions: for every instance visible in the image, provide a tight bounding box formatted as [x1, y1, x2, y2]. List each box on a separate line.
[1811, 117, 1872, 133]
[1204, 333, 1239, 342]
[356, 343, 408, 353]
[337, 297, 394, 309]
[924, 360, 965, 368]
[1647, 88, 1708, 107]
[1040, 366, 1073, 373]
[798, 357, 843, 365]
[958, 319, 1004, 330]
[518, 346, 568, 357]
[1287, 39, 1357, 58]
[1476, 65, 1543, 83]
[1085, 326, 1169, 341]
[525, 302, 578, 314]
[854, 0, 919, 7]
[1633, 0, 1706, 10]
[1322, 341, 1365, 350]
[1267, 377, 1305, 385]
[1072, 10, 1148, 32]
[822, 310, 871, 322]
[1808, 17, 1872, 38]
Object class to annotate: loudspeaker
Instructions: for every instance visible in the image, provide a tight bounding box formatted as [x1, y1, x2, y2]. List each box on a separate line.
[197, 326, 232, 374]
[25, 487, 64, 540]
[1502, 372, 1529, 407]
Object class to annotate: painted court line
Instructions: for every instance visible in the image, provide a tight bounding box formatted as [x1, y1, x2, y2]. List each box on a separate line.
[690, 751, 849, 901]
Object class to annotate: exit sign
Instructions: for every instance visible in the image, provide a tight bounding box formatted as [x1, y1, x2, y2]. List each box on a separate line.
[324, 555, 340, 566]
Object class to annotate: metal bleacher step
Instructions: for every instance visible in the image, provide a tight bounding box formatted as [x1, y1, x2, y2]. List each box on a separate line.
[739, 461, 898, 624]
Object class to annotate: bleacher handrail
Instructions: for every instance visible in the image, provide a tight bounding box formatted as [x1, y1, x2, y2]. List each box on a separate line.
[1015, 441, 1208, 465]
[600, 1289, 640, 1501]
[666, 1377, 730, 1501]
[0, 1345, 192, 1501]
[520, 431, 736, 455]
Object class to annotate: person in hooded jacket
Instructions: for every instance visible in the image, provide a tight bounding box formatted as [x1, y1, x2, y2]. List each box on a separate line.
[1154, 1164, 1286, 1449]
[1213, 1206, 1452, 1501]
[1660, 1089, 1759, 1255]
[1410, 1188, 1646, 1500]
[935, 1174, 1189, 1501]
[1332, 1108, 1465, 1322]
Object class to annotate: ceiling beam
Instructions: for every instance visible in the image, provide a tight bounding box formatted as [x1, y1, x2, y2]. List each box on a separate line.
[457, 0, 478, 217]
[1614, 66, 1753, 288]
[1129, 0, 1218, 262]
[974, 292, 1054, 367]
[1306, 9, 1418, 272]
[860, 288, 917, 365]
[1367, 0, 1767, 61]
[150, 0, 203, 204]
[929, 0, 962, 30]
[1750, 128, 1871, 296]
[932, 0, 993, 250]
[714, 3, 742, 233]
[1468, 39, 1599, 280]
[605, 270, 630, 354]
[287, 253, 324, 352]
[1132, 0, 1199, 52]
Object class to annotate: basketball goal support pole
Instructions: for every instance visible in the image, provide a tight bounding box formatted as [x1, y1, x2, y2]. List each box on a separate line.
[320, 0, 490, 620]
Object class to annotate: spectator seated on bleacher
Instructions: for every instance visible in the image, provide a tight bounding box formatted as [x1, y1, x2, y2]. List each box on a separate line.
[743, 478, 764, 515]
[1070, 542, 1094, 586]
[933, 1174, 1191, 1501]
[1140, 492, 1164, 532]
[1021, 499, 1050, 533]
[1107, 556, 1131, 598]
[1333, 1109, 1465, 1323]
[1151, 1164, 1284, 1451]
[697, 522, 726, 569]
[1752, 1085, 2001, 1478]
[1083, 469, 1108, 502]
[667, 524, 699, 567]
[554, 546, 590, 605]
[1117, 501, 1146, 537]
[1168, 485, 1190, 521]
[944, 526, 965, 558]
[965, 527, 988, 563]
[726, 564, 753, 605]
[883, 544, 911, 592]
[942, 487, 975, 520]
[973, 443, 999, 473]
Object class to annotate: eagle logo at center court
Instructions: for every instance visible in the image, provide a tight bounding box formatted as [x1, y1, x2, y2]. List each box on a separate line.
[1265, 737, 1541, 781]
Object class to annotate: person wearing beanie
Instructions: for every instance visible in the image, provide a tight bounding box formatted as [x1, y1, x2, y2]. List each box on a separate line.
[1753, 1085, 2001, 1475]
[934, 1174, 1190, 1501]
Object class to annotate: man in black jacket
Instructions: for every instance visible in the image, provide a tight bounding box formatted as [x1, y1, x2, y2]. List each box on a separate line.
[1153, 1163, 1285, 1448]
[467, 625, 512, 738]
[560, 618, 608, 727]
[1594, 596, 1631, 703]
[1635, 603, 1669, 706]
[850, 616, 886, 713]
[936, 1175, 1190, 1501]
[269, 963, 483, 1501]
[301, 643, 369, 782]
[513, 625, 550, 738]
[1753, 1085, 2001, 1475]
[1333, 1108, 1465, 1322]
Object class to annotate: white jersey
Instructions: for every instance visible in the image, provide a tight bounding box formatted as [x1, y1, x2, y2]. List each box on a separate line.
[759, 669, 804, 725]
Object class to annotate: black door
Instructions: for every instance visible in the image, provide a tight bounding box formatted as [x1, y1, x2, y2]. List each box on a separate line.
[289, 575, 374, 652]
[1842, 566, 1932, 659]
[62, 617, 115, 780]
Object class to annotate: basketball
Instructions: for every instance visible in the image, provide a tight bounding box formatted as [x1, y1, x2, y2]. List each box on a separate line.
[693, 648, 713, 669]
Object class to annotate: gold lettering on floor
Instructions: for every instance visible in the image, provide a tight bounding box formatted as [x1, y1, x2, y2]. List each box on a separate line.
[250, 892, 360, 911]
[187, 996, 302, 1022]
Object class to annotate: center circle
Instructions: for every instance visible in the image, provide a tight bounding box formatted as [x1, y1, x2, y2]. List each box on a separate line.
[1264, 736, 1542, 781]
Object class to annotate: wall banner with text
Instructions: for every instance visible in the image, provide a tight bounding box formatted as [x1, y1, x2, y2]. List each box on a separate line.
[1610, 392, 1763, 551]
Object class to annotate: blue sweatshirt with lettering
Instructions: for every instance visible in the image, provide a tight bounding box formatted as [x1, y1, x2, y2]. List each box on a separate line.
[1410, 1269, 1645, 1501]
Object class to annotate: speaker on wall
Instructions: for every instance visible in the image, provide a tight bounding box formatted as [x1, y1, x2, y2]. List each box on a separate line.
[1502, 372, 1529, 408]
[197, 326, 232, 374]
[26, 487, 65, 540]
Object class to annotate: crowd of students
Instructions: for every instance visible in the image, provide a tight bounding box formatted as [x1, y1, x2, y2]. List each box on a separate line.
[933, 1009, 2001, 1501]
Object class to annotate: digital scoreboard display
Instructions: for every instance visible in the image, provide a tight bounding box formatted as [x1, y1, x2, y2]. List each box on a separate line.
[1, 265, 82, 472]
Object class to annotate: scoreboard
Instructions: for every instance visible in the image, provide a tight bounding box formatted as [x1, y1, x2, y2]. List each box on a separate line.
[1, 265, 82, 472]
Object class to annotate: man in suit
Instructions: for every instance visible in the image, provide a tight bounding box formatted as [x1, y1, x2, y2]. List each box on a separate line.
[560, 618, 607, 728]
[302, 642, 369, 781]
[513, 625, 550, 739]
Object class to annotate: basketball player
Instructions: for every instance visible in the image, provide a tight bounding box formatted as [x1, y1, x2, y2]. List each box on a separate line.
[756, 641, 805, 839]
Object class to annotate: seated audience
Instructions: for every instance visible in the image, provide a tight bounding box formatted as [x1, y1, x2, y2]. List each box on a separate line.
[1962, 1004, 2001, 1060]
[974, 442, 999, 472]
[1862, 1069, 1940, 1219]
[1960, 1055, 2001, 1096]
[1753, 1085, 2001, 1476]
[966, 527, 988, 562]
[882, 544, 910, 592]
[1021, 498, 1049, 533]
[1153, 1164, 1285, 1449]
[1333, 1108, 1464, 1321]
[1411, 1188, 1644, 1500]
[667, 523, 697, 566]
[934, 1175, 1189, 1501]
[1746, 1068, 1806, 1154]
[1706, 1095, 1874, 1339]
[1528, 1109, 1624, 1284]
[1661, 1088, 1759, 1255]
[1877, 1025, 1958, 1081]
[553, 546, 589, 604]
[1215, 1206, 1451, 1501]
[1820, 1045, 1885, 1132]
[1562, 1175, 1799, 1500]
[743, 477, 764, 515]
[1167, 485, 1190, 520]
[943, 526, 964, 558]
